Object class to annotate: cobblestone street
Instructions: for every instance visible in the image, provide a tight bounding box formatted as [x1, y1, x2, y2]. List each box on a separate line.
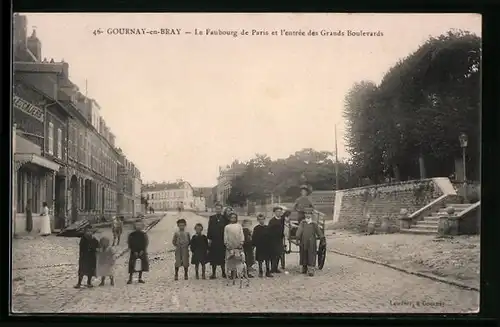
[11, 212, 479, 314]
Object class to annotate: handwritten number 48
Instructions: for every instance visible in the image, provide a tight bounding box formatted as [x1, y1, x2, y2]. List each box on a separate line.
[93, 29, 103, 36]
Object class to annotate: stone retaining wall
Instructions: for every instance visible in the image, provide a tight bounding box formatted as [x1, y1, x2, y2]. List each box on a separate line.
[333, 178, 456, 232]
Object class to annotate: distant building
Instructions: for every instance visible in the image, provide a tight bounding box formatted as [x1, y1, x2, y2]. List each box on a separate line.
[142, 180, 195, 211]
[216, 160, 246, 205]
[193, 190, 207, 212]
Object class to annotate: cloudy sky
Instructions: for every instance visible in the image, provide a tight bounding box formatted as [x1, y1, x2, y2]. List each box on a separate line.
[21, 13, 481, 186]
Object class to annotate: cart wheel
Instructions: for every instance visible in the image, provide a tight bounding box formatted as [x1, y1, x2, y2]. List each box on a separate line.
[280, 252, 286, 270]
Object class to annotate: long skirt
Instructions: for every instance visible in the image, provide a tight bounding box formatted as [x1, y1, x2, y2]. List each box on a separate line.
[39, 215, 51, 236]
[208, 242, 226, 266]
[299, 238, 317, 267]
[128, 252, 150, 274]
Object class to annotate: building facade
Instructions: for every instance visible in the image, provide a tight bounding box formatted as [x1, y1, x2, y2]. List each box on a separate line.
[216, 161, 246, 205]
[142, 180, 195, 211]
[12, 14, 141, 233]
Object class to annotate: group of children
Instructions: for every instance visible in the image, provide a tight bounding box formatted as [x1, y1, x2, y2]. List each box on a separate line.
[171, 210, 293, 281]
[75, 220, 149, 288]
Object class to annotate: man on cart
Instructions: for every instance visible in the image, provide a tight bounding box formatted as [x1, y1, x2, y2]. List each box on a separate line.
[293, 184, 314, 223]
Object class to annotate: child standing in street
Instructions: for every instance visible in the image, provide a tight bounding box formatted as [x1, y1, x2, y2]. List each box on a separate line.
[172, 218, 190, 280]
[224, 212, 245, 280]
[242, 219, 255, 278]
[190, 223, 209, 279]
[96, 236, 116, 286]
[296, 207, 326, 276]
[252, 214, 273, 278]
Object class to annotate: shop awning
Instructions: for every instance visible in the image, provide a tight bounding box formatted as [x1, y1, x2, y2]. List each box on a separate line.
[14, 153, 60, 171]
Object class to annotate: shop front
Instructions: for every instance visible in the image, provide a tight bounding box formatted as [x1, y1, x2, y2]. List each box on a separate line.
[13, 131, 60, 235]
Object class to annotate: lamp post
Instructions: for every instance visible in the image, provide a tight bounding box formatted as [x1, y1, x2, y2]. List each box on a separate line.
[458, 132, 468, 202]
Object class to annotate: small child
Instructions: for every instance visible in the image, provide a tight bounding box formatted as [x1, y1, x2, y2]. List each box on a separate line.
[96, 236, 116, 286]
[190, 223, 209, 279]
[242, 219, 255, 278]
[252, 214, 273, 278]
[112, 216, 124, 246]
[296, 208, 326, 276]
[172, 218, 190, 280]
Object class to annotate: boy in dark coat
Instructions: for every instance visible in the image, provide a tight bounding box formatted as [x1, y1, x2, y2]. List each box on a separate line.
[296, 207, 326, 276]
[207, 203, 228, 279]
[190, 223, 209, 279]
[242, 219, 255, 278]
[268, 206, 286, 273]
[127, 222, 150, 284]
[252, 213, 273, 277]
[74, 226, 99, 288]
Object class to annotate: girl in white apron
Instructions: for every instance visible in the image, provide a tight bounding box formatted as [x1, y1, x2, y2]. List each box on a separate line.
[39, 202, 52, 236]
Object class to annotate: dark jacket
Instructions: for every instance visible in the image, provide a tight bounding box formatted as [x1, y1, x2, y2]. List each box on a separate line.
[252, 224, 271, 261]
[207, 213, 228, 265]
[190, 234, 209, 265]
[78, 234, 99, 276]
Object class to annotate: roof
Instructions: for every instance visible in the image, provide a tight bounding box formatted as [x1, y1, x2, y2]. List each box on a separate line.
[142, 182, 186, 192]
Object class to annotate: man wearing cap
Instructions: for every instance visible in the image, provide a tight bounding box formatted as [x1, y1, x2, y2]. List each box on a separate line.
[268, 206, 286, 273]
[294, 185, 314, 223]
[207, 203, 228, 279]
[296, 206, 326, 276]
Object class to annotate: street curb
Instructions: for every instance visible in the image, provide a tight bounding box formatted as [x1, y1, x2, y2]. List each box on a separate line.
[328, 249, 479, 292]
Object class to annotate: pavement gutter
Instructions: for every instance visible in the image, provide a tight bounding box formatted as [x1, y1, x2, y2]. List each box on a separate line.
[328, 248, 479, 292]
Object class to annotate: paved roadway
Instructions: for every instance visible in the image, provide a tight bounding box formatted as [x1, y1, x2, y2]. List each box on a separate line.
[12, 212, 479, 313]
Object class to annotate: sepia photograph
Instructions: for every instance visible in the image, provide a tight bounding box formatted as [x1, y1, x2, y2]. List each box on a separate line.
[10, 13, 481, 314]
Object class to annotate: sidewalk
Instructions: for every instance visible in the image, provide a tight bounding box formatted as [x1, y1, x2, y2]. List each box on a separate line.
[325, 230, 480, 290]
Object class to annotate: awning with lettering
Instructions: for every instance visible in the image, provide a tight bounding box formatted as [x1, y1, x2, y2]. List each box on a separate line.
[15, 153, 60, 171]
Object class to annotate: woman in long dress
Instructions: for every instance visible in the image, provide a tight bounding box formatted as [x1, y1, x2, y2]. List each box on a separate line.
[39, 202, 52, 236]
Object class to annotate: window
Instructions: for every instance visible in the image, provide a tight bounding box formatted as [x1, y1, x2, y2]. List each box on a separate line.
[48, 122, 54, 154]
[86, 137, 91, 167]
[57, 128, 62, 159]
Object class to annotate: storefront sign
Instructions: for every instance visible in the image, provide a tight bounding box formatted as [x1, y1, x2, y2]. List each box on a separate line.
[13, 95, 44, 122]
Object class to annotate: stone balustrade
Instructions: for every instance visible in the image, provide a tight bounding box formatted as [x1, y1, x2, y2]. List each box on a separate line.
[332, 178, 454, 232]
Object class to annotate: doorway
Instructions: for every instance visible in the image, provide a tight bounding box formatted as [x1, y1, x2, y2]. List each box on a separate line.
[54, 175, 66, 229]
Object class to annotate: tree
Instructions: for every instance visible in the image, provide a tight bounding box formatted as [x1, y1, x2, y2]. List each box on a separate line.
[229, 149, 358, 204]
[344, 30, 481, 181]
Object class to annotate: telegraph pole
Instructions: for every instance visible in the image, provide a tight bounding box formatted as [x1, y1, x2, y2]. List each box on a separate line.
[335, 124, 339, 190]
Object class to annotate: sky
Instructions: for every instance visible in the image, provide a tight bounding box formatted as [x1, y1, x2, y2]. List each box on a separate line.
[20, 13, 481, 186]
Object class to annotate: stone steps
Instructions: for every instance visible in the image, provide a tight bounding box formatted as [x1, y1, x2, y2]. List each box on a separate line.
[403, 203, 474, 235]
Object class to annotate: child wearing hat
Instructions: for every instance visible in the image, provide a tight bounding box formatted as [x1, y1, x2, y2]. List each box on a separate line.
[294, 185, 314, 223]
[172, 218, 191, 280]
[268, 206, 286, 273]
[296, 206, 326, 276]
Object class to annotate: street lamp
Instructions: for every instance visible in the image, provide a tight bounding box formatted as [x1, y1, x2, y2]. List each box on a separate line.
[458, 132, 468, 202]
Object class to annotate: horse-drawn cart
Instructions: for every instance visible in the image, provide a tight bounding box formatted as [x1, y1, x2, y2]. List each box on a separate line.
[280, 207, 327, 270]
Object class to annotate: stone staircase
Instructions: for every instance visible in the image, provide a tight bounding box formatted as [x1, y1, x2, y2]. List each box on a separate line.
[400, 203, 472, 235]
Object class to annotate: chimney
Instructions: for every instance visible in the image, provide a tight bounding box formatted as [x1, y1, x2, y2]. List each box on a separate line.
[62, 60, 69, 77]
[13, 14, 27, 50]
[27, 29, 42, 61]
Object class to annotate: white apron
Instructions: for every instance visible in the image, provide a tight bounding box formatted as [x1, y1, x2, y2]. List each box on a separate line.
[39, 206, 52, 236]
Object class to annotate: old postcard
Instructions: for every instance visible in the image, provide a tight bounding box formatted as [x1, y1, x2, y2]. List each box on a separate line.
[11, 13, 481, 314]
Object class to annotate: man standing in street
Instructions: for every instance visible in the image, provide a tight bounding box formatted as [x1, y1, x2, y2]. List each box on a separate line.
[207, 203, 228, 279]
[268, 206, 286, 273]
